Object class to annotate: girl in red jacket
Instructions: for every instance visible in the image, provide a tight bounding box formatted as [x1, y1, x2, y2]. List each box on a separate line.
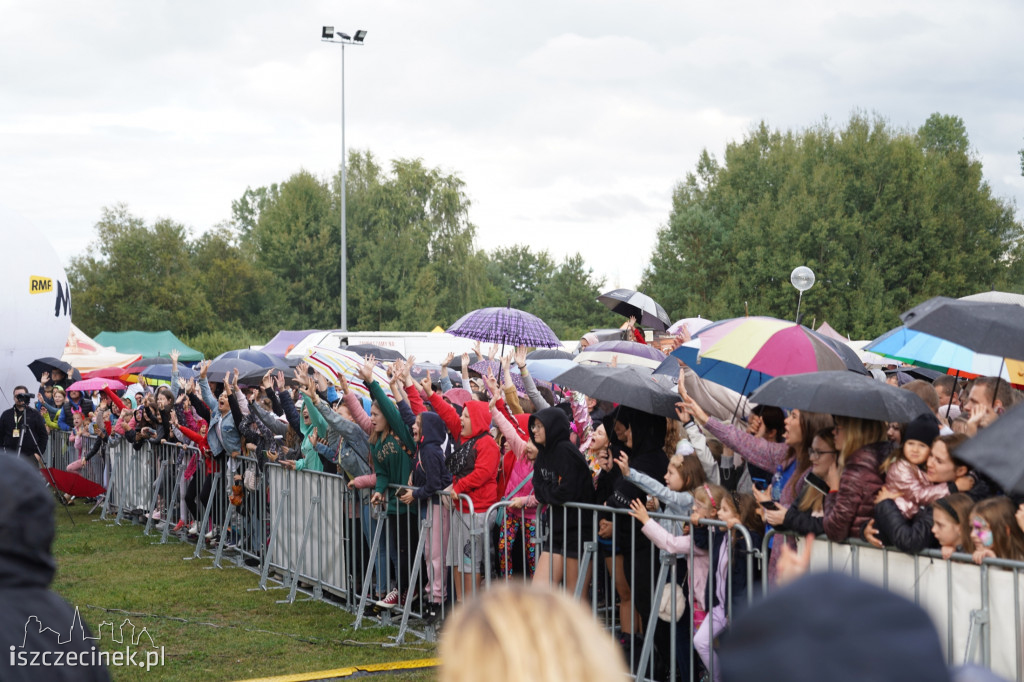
[421, 377, 499, 603]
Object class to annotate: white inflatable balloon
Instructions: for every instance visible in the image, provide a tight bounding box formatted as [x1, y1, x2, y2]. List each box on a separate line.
[0, 209, 72, 411]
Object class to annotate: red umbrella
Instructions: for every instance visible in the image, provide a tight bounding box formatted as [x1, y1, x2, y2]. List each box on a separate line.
[39, 468, 106, 499]
[82, 367, 129, 380]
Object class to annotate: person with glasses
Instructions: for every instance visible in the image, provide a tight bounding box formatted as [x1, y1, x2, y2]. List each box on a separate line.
[761, 428, 838, 537]
[1, 386, 48, 465]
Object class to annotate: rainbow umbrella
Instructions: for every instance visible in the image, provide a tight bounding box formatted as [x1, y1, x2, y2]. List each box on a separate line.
[304, 346, 394, 400]
[695, 316, 847, 377]
[865, 326, 1024, 388]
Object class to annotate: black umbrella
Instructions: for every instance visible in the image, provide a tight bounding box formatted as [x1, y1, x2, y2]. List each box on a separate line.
[952, 402, 1024, 496]
[748, 371, 932, 423]
[597, 288, 671, 332]
[552, 364, 679, 419]
[28, 357, 81, 382]
[809, 333, 869, 376]
[527, 348, 574, 361]
[344, 344, 406, 361]
[204, 358, 264, 384]
[448, 353, 479, 372]
[901, 296, 1024, 360]
[883, 366, 943, 382]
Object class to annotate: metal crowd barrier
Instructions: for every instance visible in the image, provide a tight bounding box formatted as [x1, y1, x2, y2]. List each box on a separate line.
[482, 499, 759, 682]
[764, 530, 1024, 682]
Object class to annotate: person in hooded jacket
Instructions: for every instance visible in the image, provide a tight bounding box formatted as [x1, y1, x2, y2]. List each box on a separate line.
[595, 406, 677, 678]
[420, 374, 499, 603]
[0, 453, 110, 682]
[530, 406, 595, 591]
[398, 411, 453, 621]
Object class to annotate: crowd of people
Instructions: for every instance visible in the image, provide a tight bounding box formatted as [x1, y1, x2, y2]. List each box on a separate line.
[4, 314, 1024, 682]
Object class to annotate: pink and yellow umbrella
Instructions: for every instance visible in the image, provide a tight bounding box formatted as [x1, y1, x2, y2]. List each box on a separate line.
[695, 316, 847, 377]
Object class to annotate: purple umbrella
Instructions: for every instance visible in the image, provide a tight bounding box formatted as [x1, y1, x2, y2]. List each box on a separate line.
[447, 307, 562, 348]
[575, 340, 667, 369]
[468, 360, 526, 392]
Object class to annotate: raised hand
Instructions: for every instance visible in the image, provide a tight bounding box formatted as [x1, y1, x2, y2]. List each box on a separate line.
[169, 349, 180, 366]
[420, 371, 434, 397]
[313, 371, 328, 393]
[338, 373, 350, 395]
[261, 370, 273, 390]
[515, 346, 528, 369]
[357, 357, 375, 383]
[197, 360, 210, 379]
[614, 453, 630, 477]
[487, 344, 499, 361]
[628, 497, 650, 525]
[777, 534, 815, 585]
[441, 352, 454, 369]
[484, 368, 499, 396]
[274, 370, 285, 391]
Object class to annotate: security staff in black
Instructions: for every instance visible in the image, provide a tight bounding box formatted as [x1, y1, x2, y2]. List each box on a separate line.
[1, 386, 49, 464]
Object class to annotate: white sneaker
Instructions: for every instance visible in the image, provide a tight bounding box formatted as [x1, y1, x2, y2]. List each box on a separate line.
[204, 526, 218, 540]
[187, 522, 199, 536]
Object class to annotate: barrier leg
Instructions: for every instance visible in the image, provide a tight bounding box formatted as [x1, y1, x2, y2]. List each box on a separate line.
[353, 515, 386, 630]
[212, 503, 237, 569]
[392, 516, 430, 644]
[257, 485, 290, 590]
[143, 455, 166, 536]
[635, 553, 671, 681]
[573, 541, 597, 602]
[158, 463, 184, 544]
[186, 472, 221, 561]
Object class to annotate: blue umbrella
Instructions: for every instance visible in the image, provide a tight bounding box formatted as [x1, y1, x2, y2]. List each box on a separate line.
[526, 359, 576, 383]
[139, 364, 196, 382]
[653, 341, 773, 395]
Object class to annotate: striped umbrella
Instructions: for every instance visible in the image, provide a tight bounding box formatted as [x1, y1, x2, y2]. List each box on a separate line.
[695, 316, 847, 377]
[304, 346, 394, 400]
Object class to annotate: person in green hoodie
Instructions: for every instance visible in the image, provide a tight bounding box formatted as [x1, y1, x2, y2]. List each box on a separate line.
[291, 369, 332, 473]
[359, 359, 420, 610]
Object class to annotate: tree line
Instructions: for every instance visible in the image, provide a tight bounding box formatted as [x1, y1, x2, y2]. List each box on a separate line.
[641, 112, 1024, 339]
[69, 113, 1024, 357]
[69, 151, 617, 357]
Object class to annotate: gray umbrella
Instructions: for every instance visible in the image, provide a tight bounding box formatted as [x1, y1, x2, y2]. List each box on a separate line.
[552, 364, 680, 419]
[748, 371, 932, 422]
[952, 402, 1024, 496]
[901, 296, 1024, 360]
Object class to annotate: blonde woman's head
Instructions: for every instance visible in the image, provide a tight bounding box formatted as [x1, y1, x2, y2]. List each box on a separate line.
[439, 583, 628, 682]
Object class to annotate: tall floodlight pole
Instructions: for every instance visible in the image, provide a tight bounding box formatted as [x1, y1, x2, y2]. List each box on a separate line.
[321, 26, 366, 331]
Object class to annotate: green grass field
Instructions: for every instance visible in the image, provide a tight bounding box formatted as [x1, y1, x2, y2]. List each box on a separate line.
[50, 503, 437, 681]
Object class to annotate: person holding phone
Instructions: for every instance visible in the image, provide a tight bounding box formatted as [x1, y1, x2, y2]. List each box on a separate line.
[678, 384, 833, 583]
[761, 428, 838, 536]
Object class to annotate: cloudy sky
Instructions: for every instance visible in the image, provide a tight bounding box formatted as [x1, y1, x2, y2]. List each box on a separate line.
[2, 0, 1023, 297]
